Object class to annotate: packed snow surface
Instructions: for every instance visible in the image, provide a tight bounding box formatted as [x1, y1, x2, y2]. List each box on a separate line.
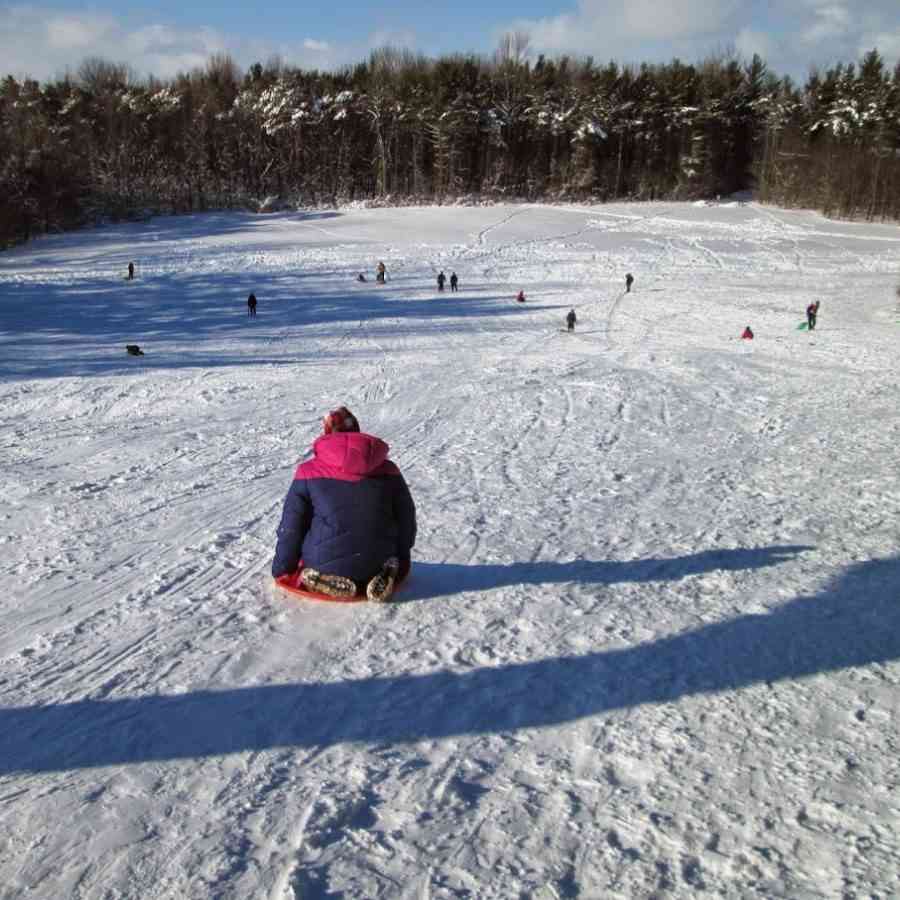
[1, 202, 899, 899]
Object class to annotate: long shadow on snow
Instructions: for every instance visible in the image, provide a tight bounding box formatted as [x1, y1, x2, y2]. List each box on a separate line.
[4, 550, 898, 775]
[398, 546, 811, 601]
[0, 210, 346, 272]
[0, 269, 555, 380]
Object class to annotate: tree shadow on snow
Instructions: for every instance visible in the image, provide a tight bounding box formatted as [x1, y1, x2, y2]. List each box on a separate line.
[398, 545, 812, 602]
[0, 267, 565, 380]
[3, 552, 898, 775]
[2, 210, 345, 271]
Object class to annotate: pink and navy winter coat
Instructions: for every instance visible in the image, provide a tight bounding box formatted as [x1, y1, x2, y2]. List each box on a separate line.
[271, 432, 416, 581]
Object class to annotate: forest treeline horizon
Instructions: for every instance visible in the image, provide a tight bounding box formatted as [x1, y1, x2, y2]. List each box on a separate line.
[2, 41, 899, 247]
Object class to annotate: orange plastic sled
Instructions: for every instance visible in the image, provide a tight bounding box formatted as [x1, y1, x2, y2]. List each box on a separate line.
[274, 561, 411, 603]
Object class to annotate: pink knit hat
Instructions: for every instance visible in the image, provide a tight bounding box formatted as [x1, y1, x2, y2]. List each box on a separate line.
[322, 406, 360, 434]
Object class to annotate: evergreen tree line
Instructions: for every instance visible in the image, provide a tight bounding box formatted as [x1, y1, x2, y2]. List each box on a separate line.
[1, 45, 899, 247]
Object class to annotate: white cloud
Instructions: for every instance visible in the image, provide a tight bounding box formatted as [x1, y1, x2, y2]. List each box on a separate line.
[118, 24, 227, 78]
[0, 6, 229, 80]
[0, 5, 362, 81]
[367, 27, 418, 51]
[497, 0, 899, 79]
[513, 13, 577, 54]
[1, 0, 898, 87]
[498, 0, 742, 60]
[734, 27, 775, 63]
[859, 27, 900, 62]
[621, 0, 741, 40]
[45, 13, 112, 49]
[126, 23, 219, 57]
[800, 4, 851, 45]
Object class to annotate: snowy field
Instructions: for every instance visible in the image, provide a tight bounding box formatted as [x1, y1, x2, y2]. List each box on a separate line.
[1, 201, 899, 899]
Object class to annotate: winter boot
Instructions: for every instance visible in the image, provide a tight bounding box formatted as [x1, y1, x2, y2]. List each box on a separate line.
[300, 568, 357, 597]
[367, 557, 400, 603]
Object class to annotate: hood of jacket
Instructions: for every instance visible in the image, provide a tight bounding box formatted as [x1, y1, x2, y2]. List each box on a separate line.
[312, 431, 390, 475]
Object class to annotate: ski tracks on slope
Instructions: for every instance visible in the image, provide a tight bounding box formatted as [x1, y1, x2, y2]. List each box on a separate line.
[6, 204, 899, 898]
[458, 205, 666, 278]
[476, 208, 527, 247]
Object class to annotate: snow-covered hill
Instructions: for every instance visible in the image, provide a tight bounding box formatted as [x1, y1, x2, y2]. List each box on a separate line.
[1, 202, 898, 899]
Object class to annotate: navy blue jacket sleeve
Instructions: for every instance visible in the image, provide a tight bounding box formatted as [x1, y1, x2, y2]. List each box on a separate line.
[393, 473, 417, 561]
[271, 478, 313, 577]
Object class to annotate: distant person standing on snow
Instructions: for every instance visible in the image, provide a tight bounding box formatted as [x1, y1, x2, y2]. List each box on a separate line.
[450, 272, 458, 292]
[248, 293, 258, 317]
[516, 290, 526, 303]
[741, 325, 754, 340]
[127, 262, 135, 281]
[625, 273, 634, 293]
[437, 270, 446, 292]
[376, 261, 386, 284]
[806, 301, 819, 331]
[566, 309, 577, 332]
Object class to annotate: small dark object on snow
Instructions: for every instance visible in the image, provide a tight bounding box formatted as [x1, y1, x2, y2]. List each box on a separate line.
[450, 272, 458, 292]
[625, 273, 634, 293]
[247, 293, 258, 316]
[566, 309, 577, 332]
[126, 344, 144, 356]
[517, 290, 526, 303]
[127, 262, 135, 280]
[357, 272, 367, 282]
[741, 326, 754, 340]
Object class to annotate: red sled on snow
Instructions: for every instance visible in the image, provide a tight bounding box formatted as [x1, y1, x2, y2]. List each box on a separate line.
[273, 560, 411, 603]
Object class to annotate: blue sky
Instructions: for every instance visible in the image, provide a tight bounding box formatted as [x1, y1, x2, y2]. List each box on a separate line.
[2, 0, 899, 83]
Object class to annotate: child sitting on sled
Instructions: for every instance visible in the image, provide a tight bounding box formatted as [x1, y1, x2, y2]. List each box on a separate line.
[271, 406, 416, 601]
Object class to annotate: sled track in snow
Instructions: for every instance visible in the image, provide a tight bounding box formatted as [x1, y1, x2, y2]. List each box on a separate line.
[476, 208, 526, 246]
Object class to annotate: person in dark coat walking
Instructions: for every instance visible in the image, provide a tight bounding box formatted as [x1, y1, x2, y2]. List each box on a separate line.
[271, 406, 417, 601]
[437, 270, 446, 292]
[247, 293, 258, 316]
[450, 272, 458, 292]
[127, 262, 135, 281]
[806, 301, 819, 330]
[625, 273, 634, 293]
[566, 309, 577, 332]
